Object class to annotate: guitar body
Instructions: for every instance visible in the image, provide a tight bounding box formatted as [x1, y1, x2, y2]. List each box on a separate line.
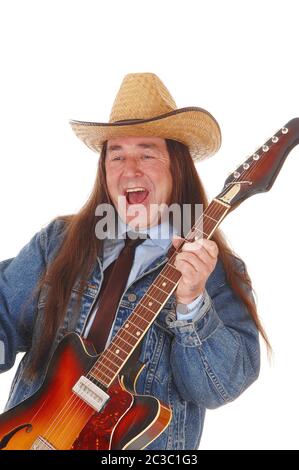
[0, 333, 171, 450]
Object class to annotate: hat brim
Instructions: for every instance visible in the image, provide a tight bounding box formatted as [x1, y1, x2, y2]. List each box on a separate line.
[69, 107, 221, 162]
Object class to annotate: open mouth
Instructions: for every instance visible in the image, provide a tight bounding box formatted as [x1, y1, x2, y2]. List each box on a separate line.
[124, 187, 150, 205]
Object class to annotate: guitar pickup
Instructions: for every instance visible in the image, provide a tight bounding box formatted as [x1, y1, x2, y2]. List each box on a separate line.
[72, 376, 110, 412]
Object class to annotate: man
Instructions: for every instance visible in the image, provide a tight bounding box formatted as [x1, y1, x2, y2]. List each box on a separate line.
[0, 73, 261, 450]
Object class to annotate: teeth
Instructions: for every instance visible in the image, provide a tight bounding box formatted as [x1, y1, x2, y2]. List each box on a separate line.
[126, 187, 146, 193]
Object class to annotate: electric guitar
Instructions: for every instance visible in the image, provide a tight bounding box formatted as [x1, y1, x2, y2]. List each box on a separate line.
[0, 118, 298, 450]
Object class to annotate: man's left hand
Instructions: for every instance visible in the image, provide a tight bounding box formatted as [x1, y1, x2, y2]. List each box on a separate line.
[172, 236, 219, 305]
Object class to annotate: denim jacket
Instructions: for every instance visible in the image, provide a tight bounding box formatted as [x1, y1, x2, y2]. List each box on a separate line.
[0, 219, 260, 450]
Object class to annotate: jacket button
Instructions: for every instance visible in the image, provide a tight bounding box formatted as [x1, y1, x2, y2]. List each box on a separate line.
[128, 293, 137, 302]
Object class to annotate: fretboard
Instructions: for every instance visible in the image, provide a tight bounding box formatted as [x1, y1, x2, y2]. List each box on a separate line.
[87, 199, 230, 388]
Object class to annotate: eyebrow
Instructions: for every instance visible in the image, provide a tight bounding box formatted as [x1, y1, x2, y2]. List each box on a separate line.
[107, 143, 159, 152]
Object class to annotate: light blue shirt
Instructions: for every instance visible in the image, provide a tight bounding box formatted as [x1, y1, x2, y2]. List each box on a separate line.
[84, 218, 203, 339]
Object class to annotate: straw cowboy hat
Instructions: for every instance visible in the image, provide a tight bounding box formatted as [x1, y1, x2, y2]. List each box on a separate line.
[69, 73, 221, 162]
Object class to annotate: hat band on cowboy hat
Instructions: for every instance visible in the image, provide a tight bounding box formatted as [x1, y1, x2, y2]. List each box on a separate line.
[69, 72, 221, 162]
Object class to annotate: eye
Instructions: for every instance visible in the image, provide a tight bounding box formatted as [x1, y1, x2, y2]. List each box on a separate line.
[141, 155, 154, 160]
[111, 155, 123, 161]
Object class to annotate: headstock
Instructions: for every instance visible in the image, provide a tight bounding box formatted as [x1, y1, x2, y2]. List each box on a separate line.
[215, 118, 299, 209]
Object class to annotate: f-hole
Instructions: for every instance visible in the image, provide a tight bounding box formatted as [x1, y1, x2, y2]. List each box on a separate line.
[0, 423, 32, 450]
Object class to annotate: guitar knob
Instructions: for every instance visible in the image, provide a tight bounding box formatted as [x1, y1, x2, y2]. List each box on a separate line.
[262, 145, 269, 152]
[252, 153, 260, 160]
[272, 136, 279, 143]
[234, 171, 241, 178]
[281, 127, 289, 134]
[243, 163, 250, 170]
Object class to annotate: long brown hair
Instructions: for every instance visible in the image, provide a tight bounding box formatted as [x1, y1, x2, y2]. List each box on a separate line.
[25, 140, 270, 377]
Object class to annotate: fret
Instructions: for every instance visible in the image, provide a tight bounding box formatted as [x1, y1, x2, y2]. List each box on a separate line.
[193, 228, 209, 238]
[98, 352, 125, 378]
[203, 217, 219, 231]
[162, 264, 181, 283]
[92, 360, 114, 380]
[144, 285, 166, 305]
[120, 334, 140, 348]
[122, 321, 145, 340]
[204, 213, 219, 223]
[88, 370, 109, 387]
[191, 205, 228, 240]
[113, 334, 136, 354]
[122, 317, 152, 348]
[132, 310, 151, 327]
[149, 283, 169, 299]
[208, 201, 229, 215]
[125, 316, 149, 332]
[203, 203, 229, 237]
[124, 318, 148, 338]
[94, 358, 119, 377]
[98, 350, 123, 369]
[134, 303, 160, 325]
[117, 329, 137, 348]
[129, 311, 152, 330]
[153, 283, 169, 296]
[166, 261, 178, 272]
[105, 342, 127, 362]
[156, 273, 176, 290]
[120, 323, 144, 343]
[135, 302, 156, 318]
[89, 366, 112, 384]
[159, 272, 176, 285]
[197, 228, 210, 239]
[140, 293, 162, 312]
[90, 373, 110, 388]
[100, 342, 127, 365]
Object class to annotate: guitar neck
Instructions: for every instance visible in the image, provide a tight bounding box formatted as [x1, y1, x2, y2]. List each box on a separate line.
[88, 199, 231, 388]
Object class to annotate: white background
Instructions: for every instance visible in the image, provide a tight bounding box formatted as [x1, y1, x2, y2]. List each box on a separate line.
[0, 0, 298, 450]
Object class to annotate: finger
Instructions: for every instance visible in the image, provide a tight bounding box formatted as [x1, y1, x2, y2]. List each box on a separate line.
[178, 245, 218, 279]
[182, 242, 215, 267]
[172, 235, 185, 249]
[202, 240, 219, 258]
[183, 239, 218, 260]
[175, 251, 205, 274]
[194, 247, 215, 268]
[175, 256, 199, 281]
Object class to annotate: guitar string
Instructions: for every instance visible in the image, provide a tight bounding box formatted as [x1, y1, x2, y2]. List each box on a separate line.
[36, 127, 285, 447]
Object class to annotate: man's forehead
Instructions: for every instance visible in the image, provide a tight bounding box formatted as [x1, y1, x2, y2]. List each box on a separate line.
[107, 136, 166, 151]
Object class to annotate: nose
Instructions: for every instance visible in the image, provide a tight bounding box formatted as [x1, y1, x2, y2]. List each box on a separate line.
[122, 157, 143, 177]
